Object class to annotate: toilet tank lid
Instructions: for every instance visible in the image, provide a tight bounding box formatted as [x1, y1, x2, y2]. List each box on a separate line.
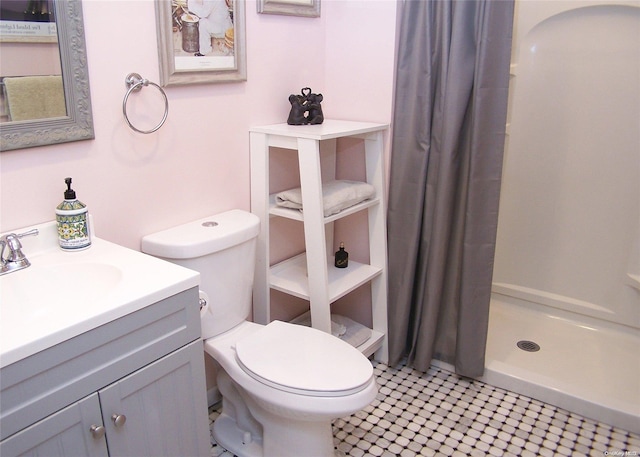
[141, 209, 260, 259]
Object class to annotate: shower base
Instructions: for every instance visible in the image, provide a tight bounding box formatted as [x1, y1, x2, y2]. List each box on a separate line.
[475, 292, 639, 434]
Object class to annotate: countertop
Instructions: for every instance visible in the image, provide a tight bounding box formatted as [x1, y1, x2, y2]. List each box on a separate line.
[0, 221, 199, 368]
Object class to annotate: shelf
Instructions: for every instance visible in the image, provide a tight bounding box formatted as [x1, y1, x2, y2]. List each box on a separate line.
[357, 330, 385, 358]
[268, 194, 380, 222]
[250, 119, 388, 142]
[250, 119, 389, 362]
[289, 312, 384, 358]
[270, 253, 382, 303]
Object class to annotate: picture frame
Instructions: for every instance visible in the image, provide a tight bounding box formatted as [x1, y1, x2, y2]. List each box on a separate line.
[257, 0, 320, 18]
[155, 0, 246, 86]
[0, 0, 57, 43]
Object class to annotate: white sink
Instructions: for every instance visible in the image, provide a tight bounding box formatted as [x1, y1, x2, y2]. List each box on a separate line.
[3, 262, 123, 320]
[0, 220, 199, 368]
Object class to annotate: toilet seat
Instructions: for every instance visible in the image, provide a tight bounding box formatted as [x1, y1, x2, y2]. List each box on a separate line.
[234, 320, 373, 397]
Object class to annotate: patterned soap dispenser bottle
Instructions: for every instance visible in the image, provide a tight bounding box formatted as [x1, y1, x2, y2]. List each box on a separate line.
[56, 177, 91, 251]
[334, 242, 349, 268]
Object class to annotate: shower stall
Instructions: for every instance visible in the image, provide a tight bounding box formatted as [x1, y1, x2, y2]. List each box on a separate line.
[482, 0, 639, 434]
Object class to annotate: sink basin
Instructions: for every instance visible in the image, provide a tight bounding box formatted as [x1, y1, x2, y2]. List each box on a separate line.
[0, 220, 199, 368]
[2, 262, 123, 320]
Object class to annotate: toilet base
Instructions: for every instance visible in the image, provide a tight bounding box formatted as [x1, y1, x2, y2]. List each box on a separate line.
[213, 368, 340, 457]
[212, 410, 344, 457]
[212, 413, 263, 457]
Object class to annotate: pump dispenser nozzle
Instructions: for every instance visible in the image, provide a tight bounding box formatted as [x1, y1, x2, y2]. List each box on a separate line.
[64, 177, 76, 200]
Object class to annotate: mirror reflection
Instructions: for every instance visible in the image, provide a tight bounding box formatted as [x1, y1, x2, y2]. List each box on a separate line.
[0, 0, 66, 123]
[0, 0, 94, 152]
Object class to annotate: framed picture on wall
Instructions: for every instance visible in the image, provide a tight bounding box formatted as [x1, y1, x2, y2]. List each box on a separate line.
[257, 0, 320, 17]
[155, 0, 246, 86]
[0, 0, 57, 43]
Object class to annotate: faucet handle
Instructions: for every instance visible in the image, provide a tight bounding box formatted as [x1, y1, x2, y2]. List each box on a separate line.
[1, 228, 39, 243]
[2, 229, 38, 253]
[0, 229, 39, 275]
[0, 229, 39, 271]
[16, 228, 39, 240]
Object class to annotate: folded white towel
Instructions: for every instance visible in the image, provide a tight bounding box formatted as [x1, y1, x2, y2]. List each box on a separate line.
[275, 180, 375, 217]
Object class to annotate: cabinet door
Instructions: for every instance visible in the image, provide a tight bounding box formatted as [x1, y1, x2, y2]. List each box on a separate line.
[98, 340, 210, 457]
[0, 393, 108, 457]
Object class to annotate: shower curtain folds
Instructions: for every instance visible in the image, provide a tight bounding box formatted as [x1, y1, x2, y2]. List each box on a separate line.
[387, 0, 514, 378]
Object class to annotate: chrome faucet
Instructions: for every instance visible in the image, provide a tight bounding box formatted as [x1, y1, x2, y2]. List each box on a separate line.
[0, 229, 39, 275]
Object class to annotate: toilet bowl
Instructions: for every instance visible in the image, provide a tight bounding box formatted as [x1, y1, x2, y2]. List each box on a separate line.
[141, 210, 377, 457]
[207, 320, 377, 457]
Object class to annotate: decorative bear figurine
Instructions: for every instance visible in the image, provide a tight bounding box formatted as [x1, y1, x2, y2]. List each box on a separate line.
[306, 93, 324, 125]
[287, 94, 308, 125]
[287, 87, 324, 125]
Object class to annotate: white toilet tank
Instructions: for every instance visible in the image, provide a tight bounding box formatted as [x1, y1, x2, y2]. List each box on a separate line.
[141, 209, 260, 339]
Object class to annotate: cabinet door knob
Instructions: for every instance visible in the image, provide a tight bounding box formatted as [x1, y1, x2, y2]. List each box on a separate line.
[90, 424, 106, 439]
[111, 413, 127, 427]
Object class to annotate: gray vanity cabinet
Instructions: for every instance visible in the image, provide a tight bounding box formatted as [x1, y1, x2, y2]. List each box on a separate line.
[0, 287, 210, 457]
[98, 340, 207, 457]
[0, 394, 108, 457]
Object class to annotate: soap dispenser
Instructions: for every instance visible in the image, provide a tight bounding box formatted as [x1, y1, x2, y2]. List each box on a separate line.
[334, 242, 349, 268]
[56, 177, 91, 250]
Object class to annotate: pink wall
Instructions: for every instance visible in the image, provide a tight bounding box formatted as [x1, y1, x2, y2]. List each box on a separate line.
[0, 0, 397, 398]
[0, 0, 397, 251]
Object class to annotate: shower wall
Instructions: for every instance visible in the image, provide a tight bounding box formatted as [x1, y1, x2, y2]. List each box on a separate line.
[492, 1, 640, 329]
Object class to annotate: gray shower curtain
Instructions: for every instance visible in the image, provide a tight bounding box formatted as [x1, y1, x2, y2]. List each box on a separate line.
[387, 0, 514, 378]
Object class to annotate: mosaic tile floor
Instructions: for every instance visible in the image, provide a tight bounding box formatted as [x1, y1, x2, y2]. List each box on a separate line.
[209, 361, 640, 457]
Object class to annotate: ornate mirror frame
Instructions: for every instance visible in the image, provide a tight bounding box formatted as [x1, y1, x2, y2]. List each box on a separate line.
[0, 0, 94, 152]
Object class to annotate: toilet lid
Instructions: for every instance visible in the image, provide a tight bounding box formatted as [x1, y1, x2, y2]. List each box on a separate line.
[234, 320, 374, 397]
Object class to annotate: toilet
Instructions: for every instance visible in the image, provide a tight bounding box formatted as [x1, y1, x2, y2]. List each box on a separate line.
[141, 209, 377, 457]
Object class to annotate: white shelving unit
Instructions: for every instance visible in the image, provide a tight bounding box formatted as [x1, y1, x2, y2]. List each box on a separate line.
[250, 119, 389, 362]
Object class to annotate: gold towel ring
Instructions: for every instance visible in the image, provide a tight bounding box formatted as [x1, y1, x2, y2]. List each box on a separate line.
[123, 73, 168, 134]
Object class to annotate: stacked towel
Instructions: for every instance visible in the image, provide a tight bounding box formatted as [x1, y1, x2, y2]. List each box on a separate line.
[291, 311, 372, 348]
[3, 75, 66, 121]
[275, 180, 375, 217]
[291, 311, 346, 337]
